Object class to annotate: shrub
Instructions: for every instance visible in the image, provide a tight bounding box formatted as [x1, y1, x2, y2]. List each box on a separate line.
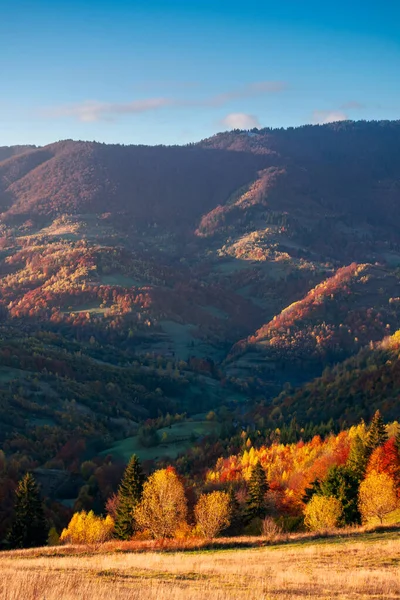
[276, 515, 304, 533]
[60, 511, 114, 545]
[47, 527, 60, 546]
[304, 495, 343, 531]
[262, 517, 282, 542]
[174, 522, 195, 541]
[195, 491, 231, 539]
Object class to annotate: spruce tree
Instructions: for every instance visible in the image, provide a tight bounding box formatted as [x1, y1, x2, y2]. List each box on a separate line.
[246, 462, 269, 521]
[114, 454, 145, 540]
[7, 473, 48, 549]
[347, 435, 368, 481]
[223, 486, 242, 535]
[365, 410, 388, 459]
[319, 465, 361, 525]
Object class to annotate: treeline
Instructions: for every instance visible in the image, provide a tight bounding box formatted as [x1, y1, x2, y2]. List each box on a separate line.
[3, 410, 400, 549]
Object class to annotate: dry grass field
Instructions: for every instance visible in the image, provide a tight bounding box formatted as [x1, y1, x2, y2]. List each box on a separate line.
[1, 530, 400, 600]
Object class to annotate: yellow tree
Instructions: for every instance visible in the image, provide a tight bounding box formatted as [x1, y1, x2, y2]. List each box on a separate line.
[195, 491, 232, 539]
[134, 468, 187, 538]
[358, 471, 398, 524]
[304, 495, 343, 531]
[60, 511, 114, 545]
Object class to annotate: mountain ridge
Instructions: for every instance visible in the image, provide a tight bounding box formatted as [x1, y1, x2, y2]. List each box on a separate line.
[0, 120, 399, 472]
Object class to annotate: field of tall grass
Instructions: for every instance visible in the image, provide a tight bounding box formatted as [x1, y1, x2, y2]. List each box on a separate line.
[1, 529, 400, 599]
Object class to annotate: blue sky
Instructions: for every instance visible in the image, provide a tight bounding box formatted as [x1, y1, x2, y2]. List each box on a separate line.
[1, 0, 399, 146]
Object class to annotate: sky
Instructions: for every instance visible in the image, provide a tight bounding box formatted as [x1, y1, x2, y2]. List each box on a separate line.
[1, 0, 399, 146]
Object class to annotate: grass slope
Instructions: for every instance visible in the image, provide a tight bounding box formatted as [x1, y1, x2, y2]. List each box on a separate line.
[103, 419, 220, 462]
[1, 528, 400, 599]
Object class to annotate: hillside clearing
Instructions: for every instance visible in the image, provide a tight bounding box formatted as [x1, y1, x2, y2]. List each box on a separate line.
[103, 419, 220, 462]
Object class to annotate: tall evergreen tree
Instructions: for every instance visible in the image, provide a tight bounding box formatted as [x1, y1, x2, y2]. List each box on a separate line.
[347, 435, 368, 481]
[7, 474, 48, 549]
[246, 462, 269, 521]
[223, 486, 242, 535]
[114, 455, 145, 540]
[319, 465, 361, 525]
[365, 410, 388, 459]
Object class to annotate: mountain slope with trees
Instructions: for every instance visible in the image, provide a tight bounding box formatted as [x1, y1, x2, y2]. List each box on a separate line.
[0, 121, 400, 530]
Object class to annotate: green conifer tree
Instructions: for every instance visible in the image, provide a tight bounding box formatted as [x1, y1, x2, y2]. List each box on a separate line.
[246, 462, 269, 521]
[223, 486, 242, 535]
[7, 473, 48, 549]
[114, 455, 145, 540]
[365, 410, 388, 459]
[347, 435, 368, 481]
[319, 465, 361, 525]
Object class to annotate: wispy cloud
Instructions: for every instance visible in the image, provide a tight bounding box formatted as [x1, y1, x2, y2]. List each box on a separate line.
[220, 113, 261, 129]
[44, 81, 287, 123]
[47, 98, 174, 122]
[312, 110, 348, 124]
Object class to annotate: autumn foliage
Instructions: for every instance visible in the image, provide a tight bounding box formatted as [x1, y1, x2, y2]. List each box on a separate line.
[60, 511, 114, 545]
[358, 472, 398, 524]
[207, 428, 354, 513]
[133, 468, 187, 539]
[194, 491, 231, 538]
[304, 495, 343, 531]
[366, 439, 400, 491]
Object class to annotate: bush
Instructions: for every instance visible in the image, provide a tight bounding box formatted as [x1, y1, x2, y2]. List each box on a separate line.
[276, 515, 304, 533]
[195, 491, 231, 539]
[174, 522, 195, 541]
[60, 511, 114, 546]
[47, 527, 60, 546]
[262, 517, 282, 542]
[304, 495, 343, 531]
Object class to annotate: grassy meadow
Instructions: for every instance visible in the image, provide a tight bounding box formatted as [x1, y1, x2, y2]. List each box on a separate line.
[103, 418, 220, 462]
[1, 529, 400, 599]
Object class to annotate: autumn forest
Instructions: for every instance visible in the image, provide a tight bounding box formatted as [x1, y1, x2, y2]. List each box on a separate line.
[1, 121, 400, 550]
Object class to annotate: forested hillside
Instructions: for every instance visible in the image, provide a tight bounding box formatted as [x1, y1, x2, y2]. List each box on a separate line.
[0, 121, 400, 534]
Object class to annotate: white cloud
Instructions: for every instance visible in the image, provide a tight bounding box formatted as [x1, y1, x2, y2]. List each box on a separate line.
[312, 110, 348, 124]
[220, 113, 261, 129]
[48, 98, 173, 122]
[43, 81, 287, 123]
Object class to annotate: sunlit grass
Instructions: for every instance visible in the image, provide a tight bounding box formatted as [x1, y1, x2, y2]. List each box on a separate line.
[2, 529, 400, 599]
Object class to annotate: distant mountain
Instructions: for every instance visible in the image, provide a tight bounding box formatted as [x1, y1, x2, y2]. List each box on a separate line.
[1, 121, 400, 254]
[0, 145, 37, 163]
[1, 120, 400, 468]
[198, 121, 400, 261]
[0, 140, 267, 228]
